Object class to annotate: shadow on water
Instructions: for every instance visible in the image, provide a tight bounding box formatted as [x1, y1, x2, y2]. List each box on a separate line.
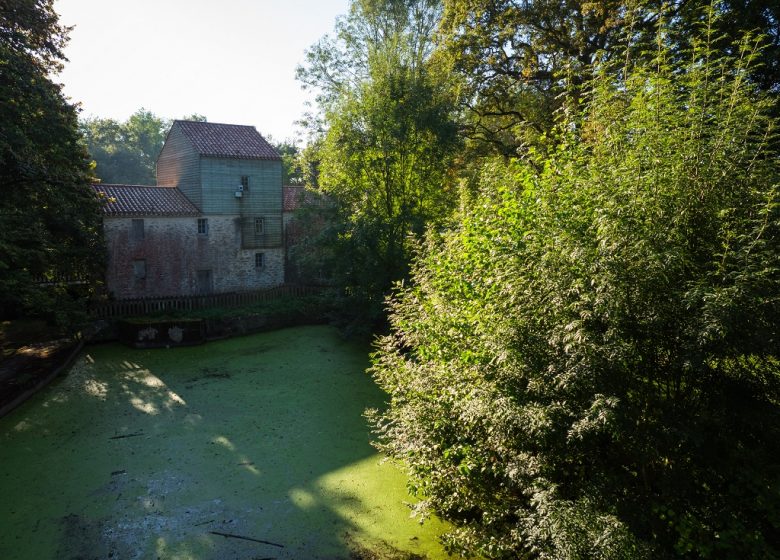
[0, 326, 452, 560]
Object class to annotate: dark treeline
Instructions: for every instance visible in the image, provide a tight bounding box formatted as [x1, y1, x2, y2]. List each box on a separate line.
[295, 1, 780, 558]
[0, 0, 103, 326]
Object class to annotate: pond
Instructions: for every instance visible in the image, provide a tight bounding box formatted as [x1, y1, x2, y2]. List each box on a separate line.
[0, 326, 453, 559]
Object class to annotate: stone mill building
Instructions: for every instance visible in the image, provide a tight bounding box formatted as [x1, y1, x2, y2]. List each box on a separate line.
[93, 120, 284, 299]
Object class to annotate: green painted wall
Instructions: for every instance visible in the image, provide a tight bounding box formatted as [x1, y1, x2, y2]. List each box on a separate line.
[156, 125, 201, 208]
[200, 157, 283, 247]
[199, 157, 281, 215]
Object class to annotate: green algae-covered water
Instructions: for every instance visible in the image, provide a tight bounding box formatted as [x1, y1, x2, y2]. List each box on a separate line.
[0, 326, 453, 559]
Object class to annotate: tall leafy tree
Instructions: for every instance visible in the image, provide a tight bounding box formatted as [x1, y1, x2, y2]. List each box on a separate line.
[268, 138, 305, 185]
[298, 0, 460, 323]
[371, 20, 780, 559]
[437, 0, 780, 158]
[674, 0, 780, 95]
[0, 0, 104, 325]
[298, 0, 443, 106]
[436, 0, 642, 157]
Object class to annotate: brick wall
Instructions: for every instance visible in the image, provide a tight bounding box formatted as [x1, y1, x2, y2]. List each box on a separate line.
[104, 215, 284, 299]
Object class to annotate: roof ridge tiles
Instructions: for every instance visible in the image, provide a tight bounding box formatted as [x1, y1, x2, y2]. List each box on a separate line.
[94, 183, 176, 188]
[174, 120, 280, 160]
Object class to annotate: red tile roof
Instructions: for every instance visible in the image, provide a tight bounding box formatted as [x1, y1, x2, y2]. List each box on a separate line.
[283, 185, 329, 212]
[92, 184, 200, 217]
[175, 120, 280, 160]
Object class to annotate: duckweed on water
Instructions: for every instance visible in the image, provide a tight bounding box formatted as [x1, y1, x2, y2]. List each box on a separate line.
[0, 325, 454, 559]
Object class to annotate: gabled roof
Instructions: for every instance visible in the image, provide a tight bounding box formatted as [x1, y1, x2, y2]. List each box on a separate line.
[283, 185, 305, 212]
[92, 184, 200, 217]
[283, 185, 329, 212]
[174, 120, 280, 160]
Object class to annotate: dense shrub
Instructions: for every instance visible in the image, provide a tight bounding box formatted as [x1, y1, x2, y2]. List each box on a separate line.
[369, 26, 780, 559]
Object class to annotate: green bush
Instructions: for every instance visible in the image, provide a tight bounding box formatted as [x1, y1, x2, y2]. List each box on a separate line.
[370, 25, 780, 560]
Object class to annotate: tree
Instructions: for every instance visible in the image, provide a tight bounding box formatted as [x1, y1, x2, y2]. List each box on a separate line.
[436, 0, 635, 157]
[371, 20, 780, 559]
[0, 0, 104, 325]
[297, 0, 460, 324]
[81, 110, 206, 185]
[268, 138, 305, 185]
[81, 115, 149, 184]
[298, 0, 443, 107]
[673, 0, 780, 98]
[437, 0, 780, 159]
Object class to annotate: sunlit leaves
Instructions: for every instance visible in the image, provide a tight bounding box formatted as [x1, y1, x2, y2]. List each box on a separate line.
[297, 0, 460, 323]
[371, 23, 780, 559]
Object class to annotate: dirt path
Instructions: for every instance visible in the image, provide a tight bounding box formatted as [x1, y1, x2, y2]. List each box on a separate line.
[0, 326, 453, 559]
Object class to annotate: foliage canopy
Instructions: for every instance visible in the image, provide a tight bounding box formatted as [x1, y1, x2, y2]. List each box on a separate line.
[0, 0, 104, 325]
[370, 21, 780, 559]
[297, 0, 460, 324]
[436, 0, 780, 158]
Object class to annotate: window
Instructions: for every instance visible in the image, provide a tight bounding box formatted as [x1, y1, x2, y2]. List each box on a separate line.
[255, 252, 264, 268]
[240, 175, 249, 190]
[131, 219, 144, 241]
[197, 218, 208, 235]
[254, 217, 264, 235]
[197, 269, 213, 294]
[132, 259, 146, 280]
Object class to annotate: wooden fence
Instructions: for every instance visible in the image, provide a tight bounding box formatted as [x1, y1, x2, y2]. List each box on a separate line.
[92, 285, 323, 319]
[33, 273, 88, 286]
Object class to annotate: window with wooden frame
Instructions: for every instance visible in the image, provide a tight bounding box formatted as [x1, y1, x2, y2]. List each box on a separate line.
[197, 218, 208, 235]
[240, 175, 249, 190]
[255, 252, 264, 268]
[254, 217, 264, 235]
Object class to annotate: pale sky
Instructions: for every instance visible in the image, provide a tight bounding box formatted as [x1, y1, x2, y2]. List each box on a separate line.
[53, 0, 351, 143]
